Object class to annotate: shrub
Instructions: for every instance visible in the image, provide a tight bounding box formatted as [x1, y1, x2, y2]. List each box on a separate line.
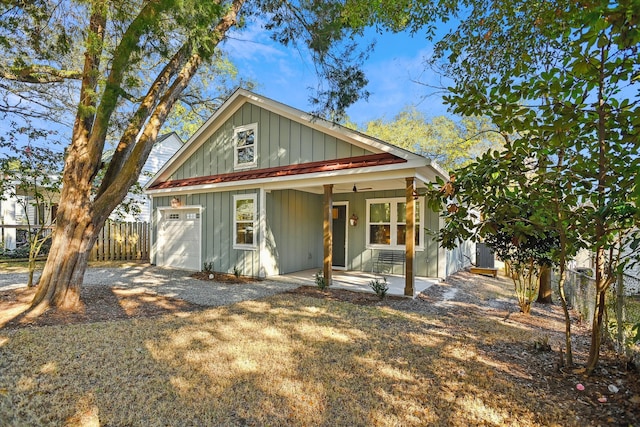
[203, 262, 213, 273]
[369, 277, 389, 300]
[315, 271, 328, 290]
[233, 265, 241, 278]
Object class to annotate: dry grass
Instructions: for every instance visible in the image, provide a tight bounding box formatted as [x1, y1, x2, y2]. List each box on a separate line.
[0, 286, 612, 427]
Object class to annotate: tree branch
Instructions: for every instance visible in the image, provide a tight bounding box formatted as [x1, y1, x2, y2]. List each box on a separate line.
[87, 0, 174, 182]
[94, 0, 246, 216]
[0, 65, 83, 83]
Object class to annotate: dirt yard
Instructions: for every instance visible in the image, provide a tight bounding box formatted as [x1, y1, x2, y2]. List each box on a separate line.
[0, 270, 638, 426]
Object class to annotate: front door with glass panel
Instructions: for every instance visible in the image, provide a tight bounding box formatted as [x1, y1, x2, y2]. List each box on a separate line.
[332, 204, 347, 269]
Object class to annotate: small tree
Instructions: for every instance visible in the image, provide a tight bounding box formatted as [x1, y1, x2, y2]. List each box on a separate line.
[426, 144, 581, 364]
[0, 125, 63, 287]
[485, 229, 557, 314]
[427, 152, 560, 314]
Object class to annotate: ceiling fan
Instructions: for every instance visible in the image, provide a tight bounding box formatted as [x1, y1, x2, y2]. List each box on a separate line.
[350, 184, 372, 192]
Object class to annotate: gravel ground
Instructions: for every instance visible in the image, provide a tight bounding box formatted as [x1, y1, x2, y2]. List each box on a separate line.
[0, 265, 301, 307]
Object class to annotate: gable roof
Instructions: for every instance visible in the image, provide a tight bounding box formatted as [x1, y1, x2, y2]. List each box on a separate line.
[146, 89, 447, 194]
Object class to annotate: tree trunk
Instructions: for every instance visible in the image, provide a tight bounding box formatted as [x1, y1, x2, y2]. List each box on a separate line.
[587, 288, 607, 373]
[556, 266, 573, 366]
[586, 245, 611, 373]
[615, 272, 626, 355]
[27, 260, 35, 288]
[31, 214, 101, 311]
[30, 175, 106, 311]
[536, 265, 553, 304]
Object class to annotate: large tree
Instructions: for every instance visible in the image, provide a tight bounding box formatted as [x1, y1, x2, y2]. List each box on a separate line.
[0, 0, 372, 312]
[424, 0, 640, 372]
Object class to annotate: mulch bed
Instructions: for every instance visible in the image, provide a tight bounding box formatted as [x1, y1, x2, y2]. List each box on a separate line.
[286, 285, 407, 305]
[190, 271, 258, 284]
[0, 286, 204, 329]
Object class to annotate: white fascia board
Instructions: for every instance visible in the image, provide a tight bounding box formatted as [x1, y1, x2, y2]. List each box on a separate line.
[425, 158, 449, 180]
[415, 164, 449, 185]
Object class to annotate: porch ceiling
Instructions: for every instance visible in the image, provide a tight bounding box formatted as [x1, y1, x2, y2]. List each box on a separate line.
[291, 176, 428, 195]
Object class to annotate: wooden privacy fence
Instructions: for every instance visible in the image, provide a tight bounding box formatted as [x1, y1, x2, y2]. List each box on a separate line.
[90, 221, 150, 262]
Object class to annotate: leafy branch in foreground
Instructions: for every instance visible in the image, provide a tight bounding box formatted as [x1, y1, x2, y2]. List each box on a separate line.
[426, 0, 640, 372]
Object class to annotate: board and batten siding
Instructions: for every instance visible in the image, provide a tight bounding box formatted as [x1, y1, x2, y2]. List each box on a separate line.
[333, 190, 441, 277]
[265, 189, 324, 275]
[151, 188, 442, 277]
[170, 103, 373, 181]
[152, 190, 261, 276]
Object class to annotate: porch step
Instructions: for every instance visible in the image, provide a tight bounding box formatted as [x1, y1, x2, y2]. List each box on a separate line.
[469, 267, 498, 278]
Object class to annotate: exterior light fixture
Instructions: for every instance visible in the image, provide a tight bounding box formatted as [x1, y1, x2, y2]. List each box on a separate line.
[349, 214, 358, 227]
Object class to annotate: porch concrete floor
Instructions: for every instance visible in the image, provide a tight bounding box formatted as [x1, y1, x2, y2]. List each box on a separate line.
[272, 269, 440, 298]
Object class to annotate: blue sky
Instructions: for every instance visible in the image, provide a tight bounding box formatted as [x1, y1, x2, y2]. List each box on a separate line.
[0, 20, 452, 156]
[223, 22, 451, 126]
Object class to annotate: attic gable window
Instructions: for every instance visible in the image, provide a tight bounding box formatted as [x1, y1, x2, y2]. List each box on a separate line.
[233, 123, 258, 169]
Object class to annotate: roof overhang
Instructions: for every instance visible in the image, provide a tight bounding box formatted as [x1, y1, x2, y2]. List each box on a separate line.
[146, 153, 444, 197]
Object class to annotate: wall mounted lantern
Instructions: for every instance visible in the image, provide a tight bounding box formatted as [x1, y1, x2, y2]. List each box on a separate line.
[171, 197, 182, 208]
[349, 214, 358, 227]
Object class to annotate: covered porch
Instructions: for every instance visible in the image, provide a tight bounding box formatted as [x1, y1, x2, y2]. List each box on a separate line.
[273, 269, 440, 298]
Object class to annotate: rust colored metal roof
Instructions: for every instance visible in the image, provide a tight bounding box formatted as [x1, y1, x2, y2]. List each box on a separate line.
[149, 152, 406, 190]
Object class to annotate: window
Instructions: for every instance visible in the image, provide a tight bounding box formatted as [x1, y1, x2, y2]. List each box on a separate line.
[168, 213, 180, 220]
[233, 123, 257, 169]
[185, 212, 200, 220]
[366, 198, 423, 250]
[233, 194, 257, 249]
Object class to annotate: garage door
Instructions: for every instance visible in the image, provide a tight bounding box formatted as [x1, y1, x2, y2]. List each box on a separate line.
[158, 208, 201, 271]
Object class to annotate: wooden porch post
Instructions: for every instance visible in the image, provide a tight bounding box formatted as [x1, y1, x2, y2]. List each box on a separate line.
[405, 177, 415, 296]
[323, 184, 333, 286]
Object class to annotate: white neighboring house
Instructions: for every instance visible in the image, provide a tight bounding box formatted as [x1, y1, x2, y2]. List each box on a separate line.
[109, 132, 183, 222]
[1, 178, 59, 251]
[572, 238, 640, 295]
[1, 133, 181, 251]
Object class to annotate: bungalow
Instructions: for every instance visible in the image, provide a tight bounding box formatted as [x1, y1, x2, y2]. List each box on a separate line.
[145, 89, 467, 295]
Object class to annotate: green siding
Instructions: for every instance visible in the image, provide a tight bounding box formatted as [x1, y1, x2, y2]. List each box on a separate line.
[333, 190, 440, 277]
[152, 190, 261, 277]
[266, 189, 323, 274]
[170, 102, 375, 181]
[152, 189, 440, 277]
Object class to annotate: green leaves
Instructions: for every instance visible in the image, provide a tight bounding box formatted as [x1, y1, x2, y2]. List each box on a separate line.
[362, 108, 502, 171]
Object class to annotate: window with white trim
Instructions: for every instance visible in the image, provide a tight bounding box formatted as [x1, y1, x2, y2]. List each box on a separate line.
[366, 197, 424, 250]
[233, 194, 257, 249]
[233, 123, 257, 169]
